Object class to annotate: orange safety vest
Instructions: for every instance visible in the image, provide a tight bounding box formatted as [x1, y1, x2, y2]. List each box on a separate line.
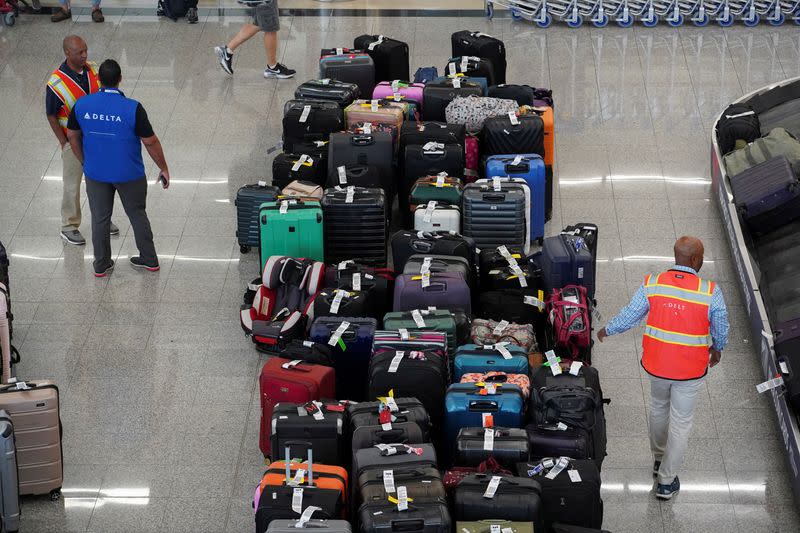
[47, 62, 100, 134]
[641, 270, 714, 381]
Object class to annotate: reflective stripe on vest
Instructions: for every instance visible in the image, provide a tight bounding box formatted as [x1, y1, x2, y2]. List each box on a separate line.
[48, 63, 99, 131]
[643, 325, 712, 347]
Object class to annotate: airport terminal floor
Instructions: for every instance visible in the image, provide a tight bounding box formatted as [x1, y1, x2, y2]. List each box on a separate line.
[1, 5, 800, 533]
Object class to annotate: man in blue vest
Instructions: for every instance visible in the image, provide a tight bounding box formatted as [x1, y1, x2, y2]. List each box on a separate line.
[66, 59, 171, 278]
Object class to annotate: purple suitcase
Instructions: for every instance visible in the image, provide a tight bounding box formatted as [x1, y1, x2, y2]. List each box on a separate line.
[372, 82, 425, 110]
[729, 155, 800, 235]
[393, 272, 471, 315]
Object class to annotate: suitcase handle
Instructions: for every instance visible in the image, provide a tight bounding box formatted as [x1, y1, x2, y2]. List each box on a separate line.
[391, 518, 425, 531]
[505, 162, 530, 173]
[374, 428, 407, 442]
[350, 135, 375, 146]
[410, 241, 434, 253]
[480, 193, 506, 202]
[468, 400, 498, 411]
[421, 281, 446, 292]
[481, 373, 508, 383]
[284, 440, 314, 486]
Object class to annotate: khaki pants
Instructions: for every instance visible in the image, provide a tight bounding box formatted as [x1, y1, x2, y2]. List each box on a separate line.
[61, 144, 83, 232]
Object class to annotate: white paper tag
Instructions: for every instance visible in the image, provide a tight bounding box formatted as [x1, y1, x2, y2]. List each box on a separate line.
[335, 47, 343, 55]
[483, 476, 502, 498]
[258, 180, 267, 187]
[756, 377, 784, 393]
[543, 458, 555, 468]
[396, 486, 408, 511]
[511, 155, 523, 166]
[545, 457, 570, 480]
[352, 272, 362, 292]
[423, 201, 436, 223]
[422, 141, 444, 151]
[295, 505, 321, 528]
[385, 396, 399, 412]
[578, 267, 584, 279]
[320, 78, 330, 85]
[411, 309, 426, 328]
[436, 174, 446, 187]
[546, 350, 562, 375]
[452, 77, 461, 88]
[569, 361, 583, 376]
[485, 383, 497, 395]
[501, 528, 514, 533]
[291, 487, 304, 513]
[327, 321, 350, 347]
[421, 270, 431, 288]
[329, 290, 347, 314]
[362, 122, 372, 134]
[483, 428, 495, 451]
[420, 256, 433, 274]
[312, 405, 324, 421]
[780, 361, 790, 374]
[393, 93, 403, 102]
[289, 468, 306, 486]
[493, 320, 510, 335]
[399, 328, 409, 340]
[389, 351, 404, 373]
[490, 525, 501, 533]
[302, 341, 314, 348]
[510, 265, 528, 288]
[345, 186, 355, 204]
[508, 112, 519, 125]
[492, 176, 502, 191]
[556, 422, 568, 431]
[299, 105, 311, 123]
[371, 99, 379, 112]
[279, 200, 289, 214]
[568, 469, 582, 483]
[281, 359, 302, 369]
[291, 154, 309, 172]
[337, 260, 353, 270]
[383, 470, 396, 493]
[448, 62, 457, 76]
[524, 295, 545, 310]
[391, 80, 400, 91]
[494, 342, 513, 360]
[337, 165, 347, 184]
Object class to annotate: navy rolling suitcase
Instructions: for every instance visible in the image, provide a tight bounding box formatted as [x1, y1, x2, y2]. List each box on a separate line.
[485, 154, 546, 245]
[235, 183, 280, 254]
[309, 317, 377, 401]
[729, 155, 800, 235]
[444, 383, 525, 447]
[541, 233, 596, 300]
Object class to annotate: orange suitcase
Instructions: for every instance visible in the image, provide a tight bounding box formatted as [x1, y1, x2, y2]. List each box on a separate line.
[521, 104, 555, 220]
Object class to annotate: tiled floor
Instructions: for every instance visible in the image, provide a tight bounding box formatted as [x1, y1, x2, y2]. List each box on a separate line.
[1, 8, 799, 533]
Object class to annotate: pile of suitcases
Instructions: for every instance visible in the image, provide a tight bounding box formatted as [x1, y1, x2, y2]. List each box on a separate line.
[235, 29, 610, 533]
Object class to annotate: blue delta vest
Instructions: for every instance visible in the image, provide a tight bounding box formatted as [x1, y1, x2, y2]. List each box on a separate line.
[74, 88, 144, 183]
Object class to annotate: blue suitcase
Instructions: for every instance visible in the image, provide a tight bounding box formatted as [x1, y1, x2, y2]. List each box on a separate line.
[309, 316, 377, 401]
[453, 344, 529, 381]
[485, 154, 546, 245]
[444, 382, 525, 447]
[541, 233, 595, 300]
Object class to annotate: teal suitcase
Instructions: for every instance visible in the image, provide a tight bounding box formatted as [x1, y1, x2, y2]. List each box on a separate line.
[259, 199, 324, 270]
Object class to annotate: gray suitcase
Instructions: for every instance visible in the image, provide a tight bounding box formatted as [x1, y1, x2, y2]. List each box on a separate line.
[0, 410, 20, 533]
[353, 443, 438, 478]
[267, 519, 352, 533]
[462, 182, 528, 252]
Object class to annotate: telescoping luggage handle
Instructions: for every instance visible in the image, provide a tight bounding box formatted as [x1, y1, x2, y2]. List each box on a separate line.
[285, 440, 314, 487]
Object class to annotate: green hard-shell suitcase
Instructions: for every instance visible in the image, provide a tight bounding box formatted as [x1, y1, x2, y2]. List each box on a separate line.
[456, 520, 534, 533]
[259, 199, 324, 270]
[383, 309, 458, 357]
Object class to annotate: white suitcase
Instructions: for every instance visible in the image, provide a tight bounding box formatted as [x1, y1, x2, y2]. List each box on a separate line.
[413, 202, 461, 233]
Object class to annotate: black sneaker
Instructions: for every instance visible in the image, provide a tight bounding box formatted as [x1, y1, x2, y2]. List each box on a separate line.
[187, 7, 198, 23]
[94, 260, 114, 278]
[214, 45, 233, 75]
[655, 476, 680, 500]
[129, 256, 160, 272]
[264, 63, 296, 79]
[61, 229, 86, 246]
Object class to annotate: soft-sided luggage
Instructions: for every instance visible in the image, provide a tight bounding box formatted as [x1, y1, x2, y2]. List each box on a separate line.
[353, 35, 410, 83]
[272, 153, 326, 189]
[414, 67, 438, 84]
[282, 180, 323, 201]
[456, 520, 533, 533]
[372, 81, 425, 109]
[482, 114, 544, 159]
[443, 457, 513, 494]
[541, 233, 595, 300]
[478, 244, 527, 283]
[357, 500, 451, 533]
[295, 79, 360, 108]
[444, 383, 525, 446]
[352, 443, 438, 479]
[452, 474, 542, 528]
[328, 132, 394, 193]
[470, 319, 537, 352]
[403, 254, 473, 290]
[526, 423, 591, 461]
[283, 100, 343, 154]
[311, 289, 372, 321]
[321, 187, 388, 266]
[254, 444, 346, 532]
[326, 165, 387, 196]
[455, 427, 529, 468]
[724, 127, 800, 177]
[462, 181, 530, 253]
[413, 202, 461, 233]
[729, 155, 800, 235]
[445, 96, 518, 135]
[423, 78, 483, 121]
[319, 51, 376, 97]
[393, 272, 471, 316]
[516, 458, 603, 530]
[547, 285, 592, 361]
[717, 102, 761, 155]
[309, 317, 377, 401]
[382, 310, 458, 356]
[444, 56, 496, 86]
[400, 121, 466, 154]
[347, 398, 432, 443]
[409, 175, 464, 208]
[451, 31, 507, 85]
[0, 381, 62, 497]
[267, 518, 352, 533]
[357, 465, 446, 508]
[328, 263, 395, 321]
[390, 231, 476, 274]
[477, 288, 547, 327]
[488, 84, 535, 106]
[351, 421, 426, 455]
[401, 144, 465, 215]
[485, 154, 546, 244]
[259, 199, 324, 269]
[453, 344, 529, 381]
[278, 339, 334, 367]
[235, 183, 280, 254]
[465, 135, 480, 181]
[344, 99, 406, 136]
[0, 409, 20, 533]
[271, 401, 347, 466]
[259, 357, 336, 458]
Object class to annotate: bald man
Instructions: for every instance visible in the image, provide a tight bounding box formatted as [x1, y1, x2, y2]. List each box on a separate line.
[598, 236, 729, 500]
[46, 35, 117, 246]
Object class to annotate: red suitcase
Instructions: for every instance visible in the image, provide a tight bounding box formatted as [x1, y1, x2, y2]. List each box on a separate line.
[259, 357, 336, 458]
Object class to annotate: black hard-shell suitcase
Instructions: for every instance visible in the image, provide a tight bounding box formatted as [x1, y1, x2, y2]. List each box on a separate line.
[326, 165, 387, 196]
[390, 231, 476, 274]
[422, 79, 483, 121]
[347, 398, 432, 443]
[319, 52, 376, 96]
[451, 31, 507, 85]
[400, 122, 466, 154]
[444, 56, 496, 86]
[328, 133, 394, 193]
[235, 183, 281, 253]
[462, 183, 528, 252]
[351, 422, 426, 454]
[357, 465, 445, 507]
[488, 84, 535, 106]
[272, 153, 326, 189]
[716, 103, 760, 155]
[270, 402, 347, 465]
[482, 115, 544, 158]
[353, 35, 410, 83]
[321, 187, 388, 266]
[357, 501, 452, 533]
[296, 79, 360, 108]
[283, 99, 343, 154]
[455, 427, 529, 468]
[452, 473, 542, 529]
[729, 156, 800, 235]
[516, 458, 603, 530]
[353, 443, 438, 478]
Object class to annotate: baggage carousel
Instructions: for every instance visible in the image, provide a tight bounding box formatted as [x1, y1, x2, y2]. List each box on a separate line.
[711, 75, 800, 506]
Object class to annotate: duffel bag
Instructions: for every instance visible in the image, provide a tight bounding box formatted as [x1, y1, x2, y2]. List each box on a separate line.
[723, 127, 800, 177]
[445, 95, 519, 135]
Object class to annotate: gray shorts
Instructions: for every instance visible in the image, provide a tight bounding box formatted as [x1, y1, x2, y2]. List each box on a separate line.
[252, 0, 279, 32]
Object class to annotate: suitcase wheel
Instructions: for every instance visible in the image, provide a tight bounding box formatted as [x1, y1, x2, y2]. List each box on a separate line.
[240, 245, 251, 254]
[50, 488, 62, 501]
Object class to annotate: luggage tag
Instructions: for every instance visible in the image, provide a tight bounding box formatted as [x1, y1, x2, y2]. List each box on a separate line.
[452, 77, 462, 88]
[524, 290, 546, 311]
[420, 257, 433, 288]
[490, 525, 501, 533]
[402, 444, 423, 456]
[299, 105, 312, 123]
[494, 342, 513, 360]
[379, 405, 393, 431]
[398, 328, 410, 340]
[337, 165, 348, 185]
[308, 401, 325, 421]
[361, 122, 373, 134]
[780, 360, 790, 374]
[542, 458, 555, 468]
[448, 62, 457, 76]
[545, 457, 570, 480]
[436, 172, 448, 187]
[482, 413, 494, 427]
[302, 341, 314, 348]
[396, 486, 408, 511]
[756, 376, 784, 394]
[545, 350, 562, 376]
[345, 186, 355, 204]
[483, 428, 495, 451]
[388, 351, 404, 373]
[327, 321, 350, 349]
[370, 99, 379, 112]
[511, 155, 523, 166]
[288, 468, 306, 487]
[295, 506, 321, 528]
[329, 289, 348, 314]
[279, 200, 290, 214]
[411, 309, 426, 328]
[526, 463, 544, 477]
[282, 359, 302, 370]
[423, 201, 436, 223]
[569, 360, 583, 376]
[338, 260, 354, 270]
[492, 176, 502, 191]
[368, 36, 384, 50]
[460, 56, 469, 71]
[493, 320, 510, 335]
[383, 470, 396, 493]
[497, 245, 518, 267]
[320, 78, 330, 85]
[508, 111, 519, 126]
[292, 487, 304, 513]
[258, 180, 267, 187]
[392, 93, 404, 102]
[378, 390, 400, 412]
[391, 80, 400, 92]
[508, 264, 528, 288]
[568, 469, 582, 483]
[352, 273, 362, 292]
[483, 476, 502, 499]
[422, 141, 444, 152]
[335, 47, 344, 55]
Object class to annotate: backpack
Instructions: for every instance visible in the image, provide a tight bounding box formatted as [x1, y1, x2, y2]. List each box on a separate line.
[413, 67, 438, 84]
[717, 103, 760, 156]
[547, 285, 592, 361]
[158, 0, 189, 20]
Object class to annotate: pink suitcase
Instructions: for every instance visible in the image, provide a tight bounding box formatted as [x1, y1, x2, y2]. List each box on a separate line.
[465, 135, 480, 182]
[372, 81, 425, 109]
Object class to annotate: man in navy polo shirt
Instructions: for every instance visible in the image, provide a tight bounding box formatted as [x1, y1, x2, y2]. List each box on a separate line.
[66, 59, 171, 278]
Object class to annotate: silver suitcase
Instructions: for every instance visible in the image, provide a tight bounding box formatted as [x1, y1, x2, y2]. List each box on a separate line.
[267, 519, 352, 533]
[0, 409, 20, 533]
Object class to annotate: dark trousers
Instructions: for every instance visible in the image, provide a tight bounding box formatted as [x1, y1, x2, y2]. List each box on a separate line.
[85, 177, 157, 272]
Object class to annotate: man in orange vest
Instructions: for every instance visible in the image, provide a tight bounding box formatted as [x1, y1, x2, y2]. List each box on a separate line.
[46, 35, 118, 246]
[598, 236, 729, 500]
